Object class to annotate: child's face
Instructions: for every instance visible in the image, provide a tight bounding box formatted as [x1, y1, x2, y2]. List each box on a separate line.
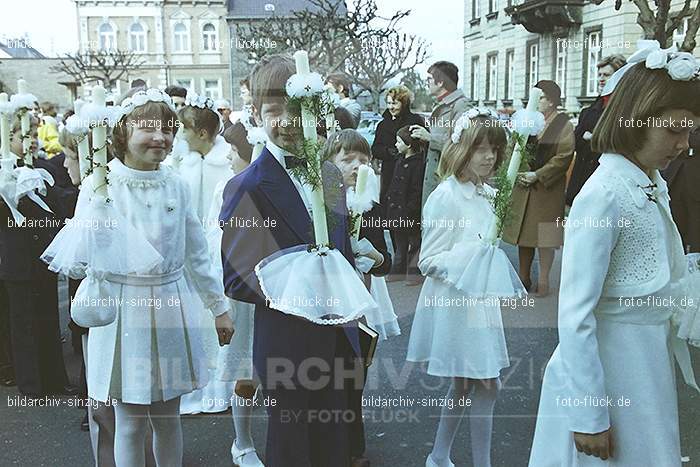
[10, 122, 38, 155]
[63, 146, 81, 186]
[256, 97, 302, 150]
[634, 109, 699, 171]
[467, 138, 497, 179]
[240, 85, 252, 106]
[180, 125, 211, 154]
[395, 136, 409, 154]
[126, 119, 174, 169]
[333, 148, 370, 188]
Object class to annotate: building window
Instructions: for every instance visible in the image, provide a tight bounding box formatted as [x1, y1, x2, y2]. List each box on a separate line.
[99, 23, 116, 51]
[175, 78, 194, 91]
[202, 23, 217, 51]
[486, 53, 498, 101]
[505, 49, 514, 99]
[489, 0, 498, 13]
[526, 41, 538, 94]
[586, 31, 602, 96]
[129, 23, 147, 53]
[173, 22, 189, 52]
[203, 79, 221, 99]
[555, 38, 566, 98]
[472, 0, 480, 19]
[471, 56, 480, 101]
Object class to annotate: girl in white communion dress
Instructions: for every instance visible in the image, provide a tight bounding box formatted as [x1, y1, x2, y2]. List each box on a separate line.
[44, 90, 233, 467]
[406, 114, 510, 467]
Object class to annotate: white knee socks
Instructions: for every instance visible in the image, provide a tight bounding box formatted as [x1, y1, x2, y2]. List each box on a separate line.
[430, 380, 469, 466]
[114, 403, 149, 467]
[468, 380, 499, 467]
[113, 398, 183, 467]
[232, 393, 255, 450]
[149, 397, 183, 467]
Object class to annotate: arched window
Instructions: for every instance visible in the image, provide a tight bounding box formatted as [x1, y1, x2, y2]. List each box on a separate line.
[202, 23, 217, 51]
[99, 23, 116, 50]
[129, 23, 146, 52]
[173, 22, 189, 52]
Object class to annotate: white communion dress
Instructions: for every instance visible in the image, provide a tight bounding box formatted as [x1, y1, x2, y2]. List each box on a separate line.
[207, 178, 256, 383]
[172, 135, 238, 414]
[528, 154, 699, 467]
[406, 176, 510, 378]
[58, 159, 229, 404]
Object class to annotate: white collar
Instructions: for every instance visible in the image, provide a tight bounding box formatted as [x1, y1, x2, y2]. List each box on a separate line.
[182, 135, 231, 167]
[448, 176, 496, 199]
[266, 140, 292, 170]
[598, 153, 669, 206]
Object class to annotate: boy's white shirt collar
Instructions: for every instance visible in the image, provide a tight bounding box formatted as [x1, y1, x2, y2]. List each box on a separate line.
[266, 140, 291, 170]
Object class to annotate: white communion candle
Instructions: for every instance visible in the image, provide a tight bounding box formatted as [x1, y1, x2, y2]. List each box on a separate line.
[0, 93, 10, 159]
[21, 110, 31, 166]
[294, 50, 311, 75]
[17, 79, 27, 95]
[77, 136, 91, 181]
[91, 85, 108, 197]
[73, 98, 85, 114]
[293, 50, 329, 245]
[352, 164, 372, 240]
[505, 87, 543, 186]
[526, 87, 542, 112]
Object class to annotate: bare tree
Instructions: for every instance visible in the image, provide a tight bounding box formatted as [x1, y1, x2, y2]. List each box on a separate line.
[592, 0, 700, 51]
[237, 0, 429, 109]
[347, 31, 429, 110]
[50, 49, 145, 89]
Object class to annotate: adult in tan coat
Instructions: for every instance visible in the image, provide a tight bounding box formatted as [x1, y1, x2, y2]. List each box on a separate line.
[503, 80, 574, 296]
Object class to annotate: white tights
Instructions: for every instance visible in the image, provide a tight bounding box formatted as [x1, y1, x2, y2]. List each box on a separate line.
[113, 397, 183, 467]
[430, 377, 500, 467]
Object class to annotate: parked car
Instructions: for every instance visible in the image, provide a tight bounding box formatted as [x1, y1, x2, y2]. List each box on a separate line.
[357, 112, 382, 146]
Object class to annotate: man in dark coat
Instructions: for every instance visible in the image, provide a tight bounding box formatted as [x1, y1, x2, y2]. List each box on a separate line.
[664, 129, 700, 253]
[566, 55, 626, 205]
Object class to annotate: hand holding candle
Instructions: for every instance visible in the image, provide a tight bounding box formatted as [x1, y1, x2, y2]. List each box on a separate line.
[351, 164, 372, 240]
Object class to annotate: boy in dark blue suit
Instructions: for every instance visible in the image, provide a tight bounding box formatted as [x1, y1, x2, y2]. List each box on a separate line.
[219, 54, 362, 467]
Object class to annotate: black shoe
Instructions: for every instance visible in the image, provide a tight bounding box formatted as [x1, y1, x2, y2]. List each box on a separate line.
[80, 412, 90, 431]
[53, 384, 80, 396]
[1, 374, 16, 387]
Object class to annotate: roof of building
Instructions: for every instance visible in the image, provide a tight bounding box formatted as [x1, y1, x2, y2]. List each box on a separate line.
[227, 0, 345, 18]
[0, 40, 45, 59]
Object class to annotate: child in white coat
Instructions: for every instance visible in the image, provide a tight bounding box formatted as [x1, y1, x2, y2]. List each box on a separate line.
[406, 113, 509, 467]
[529, 46, 700, 467]
[173, 94, 238, 416]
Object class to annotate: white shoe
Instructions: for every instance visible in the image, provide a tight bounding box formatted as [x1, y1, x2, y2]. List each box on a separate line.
[231, 439, 264, 467]
[425, 453, 455, 467]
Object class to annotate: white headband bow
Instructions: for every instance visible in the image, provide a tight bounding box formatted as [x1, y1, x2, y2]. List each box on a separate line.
[601, 40, 700, 96]
[451, 107, 500, 144]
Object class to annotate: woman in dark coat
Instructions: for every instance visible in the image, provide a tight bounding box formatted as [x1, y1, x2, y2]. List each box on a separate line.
[372, 85, 425, 211]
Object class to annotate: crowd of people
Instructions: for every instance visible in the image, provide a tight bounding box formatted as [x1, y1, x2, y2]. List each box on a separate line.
[0, 41, 699, 467]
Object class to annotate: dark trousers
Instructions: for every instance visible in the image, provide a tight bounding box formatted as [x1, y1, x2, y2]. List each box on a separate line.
[0, 281, 12, 375]
[6, 273, 69, 395]
[254, 312, 358, 467]
[391, 229, 421, 277]
[348, 359, 368, 458]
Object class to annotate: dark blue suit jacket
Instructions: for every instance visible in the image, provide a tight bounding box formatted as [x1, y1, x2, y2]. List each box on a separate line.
[219, 147, 360, 361]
